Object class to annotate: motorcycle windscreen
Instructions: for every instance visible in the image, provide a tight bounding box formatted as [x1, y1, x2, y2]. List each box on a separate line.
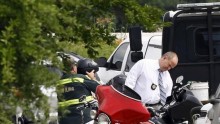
[96, 85, 151, 124]
[167, 93, 202, 121]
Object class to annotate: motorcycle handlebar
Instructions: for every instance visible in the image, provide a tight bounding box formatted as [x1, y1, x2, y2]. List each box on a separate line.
[172, 82, 192, 102]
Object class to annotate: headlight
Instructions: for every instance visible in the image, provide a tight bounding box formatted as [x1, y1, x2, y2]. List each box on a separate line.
[97, 113, 111, 124]
[90, 110, 97, 119]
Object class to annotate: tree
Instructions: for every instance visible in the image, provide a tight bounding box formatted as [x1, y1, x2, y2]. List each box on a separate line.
[0, 0, 164, 123]
[139, 0, 214, 11]
[111, 0, 164, 32]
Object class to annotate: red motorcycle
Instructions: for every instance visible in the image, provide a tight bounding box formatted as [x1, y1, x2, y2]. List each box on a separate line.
[89, 74, 203, 124]
[91, 74, 154, 124]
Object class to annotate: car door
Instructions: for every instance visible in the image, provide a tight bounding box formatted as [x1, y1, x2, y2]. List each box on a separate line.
[97, 42, 129, 84]
[124, 35, 162, 76]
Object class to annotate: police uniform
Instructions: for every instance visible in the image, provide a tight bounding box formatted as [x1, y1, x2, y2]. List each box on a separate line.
[125, 59, 173, 105]
[57, 73, 99, 124]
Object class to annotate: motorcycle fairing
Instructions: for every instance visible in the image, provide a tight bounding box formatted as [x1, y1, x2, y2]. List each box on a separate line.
[167, 91, 203, 122]
[96, 85, 151, 124]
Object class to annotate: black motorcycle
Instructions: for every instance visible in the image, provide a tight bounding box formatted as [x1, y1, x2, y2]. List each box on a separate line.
[76, 95, 98, 124]
[151, 76, 203, 124]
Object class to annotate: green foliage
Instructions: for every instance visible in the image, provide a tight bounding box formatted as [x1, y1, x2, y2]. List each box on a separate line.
[112, 0, 164, 32]
[139, 0, 217, 11]
[0, 112, 12, 124]
[66, 41, 118, 59]
[0, 0, 164, 123]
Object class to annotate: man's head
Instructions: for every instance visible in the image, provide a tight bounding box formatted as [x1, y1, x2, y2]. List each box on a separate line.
[77, 58, 99, 75]
[159, 51, 178, 71]
[63, 57, 78, 74]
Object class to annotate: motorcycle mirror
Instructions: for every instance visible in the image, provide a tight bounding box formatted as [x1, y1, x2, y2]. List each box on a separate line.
[176, 75, 184, 84]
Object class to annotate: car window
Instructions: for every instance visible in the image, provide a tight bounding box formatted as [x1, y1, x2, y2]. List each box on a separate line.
[109, 42, 129, 70]
[195, 28, 220, 56]
[144, 36, 162, 59]
[125, 51, 134, 72]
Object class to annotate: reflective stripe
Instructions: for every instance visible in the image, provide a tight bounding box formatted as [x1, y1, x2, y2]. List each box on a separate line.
[86, 75, 91, 79]
[57, 78, 84, 86]
[58, 96, 94, 107]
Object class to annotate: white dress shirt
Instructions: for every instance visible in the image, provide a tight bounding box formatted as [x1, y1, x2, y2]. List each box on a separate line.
[125, 59, 173, 104]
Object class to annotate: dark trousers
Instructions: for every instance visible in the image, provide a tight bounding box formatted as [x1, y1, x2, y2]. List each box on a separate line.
[58, 106, 92, 124]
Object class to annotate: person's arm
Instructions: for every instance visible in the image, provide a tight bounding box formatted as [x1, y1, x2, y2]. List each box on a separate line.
[83, 78, 100, 93]
[125, 59, 144, 89]
[86, 70, 103, 84]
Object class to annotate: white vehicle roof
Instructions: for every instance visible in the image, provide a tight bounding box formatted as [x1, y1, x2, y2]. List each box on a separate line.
[112, 32, 162, 53]
[112, 32, 162, 43]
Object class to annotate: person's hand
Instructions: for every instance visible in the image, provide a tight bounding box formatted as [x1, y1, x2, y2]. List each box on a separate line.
[86, 70, 96, 80]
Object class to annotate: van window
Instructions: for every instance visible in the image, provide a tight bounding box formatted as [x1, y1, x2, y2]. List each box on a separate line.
[195, 28, 220, 56]
[125, 35, 162, 72]
[125, 51, 136, 72]
[144, 36, 162, 59]
[110, 42, 129, 70]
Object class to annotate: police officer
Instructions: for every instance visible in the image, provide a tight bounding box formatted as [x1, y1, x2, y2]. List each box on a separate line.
[57, 58, 100, 124]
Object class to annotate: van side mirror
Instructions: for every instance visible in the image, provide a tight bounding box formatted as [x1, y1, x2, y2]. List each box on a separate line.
[95, 57, 107, 67]
[131, 51, 143, 62]
[129, 26, 143, 62]
[129, 26, 142, 51]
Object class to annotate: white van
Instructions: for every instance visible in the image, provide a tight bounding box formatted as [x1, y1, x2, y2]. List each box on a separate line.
[96, 32, 162, 84]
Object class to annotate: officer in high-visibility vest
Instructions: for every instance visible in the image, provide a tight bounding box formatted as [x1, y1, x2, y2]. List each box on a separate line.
[57, 58, 100, 124]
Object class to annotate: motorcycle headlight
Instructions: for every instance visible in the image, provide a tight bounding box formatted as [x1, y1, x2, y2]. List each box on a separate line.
[90, 110, 97, 119]
[97, 113, 111, 124]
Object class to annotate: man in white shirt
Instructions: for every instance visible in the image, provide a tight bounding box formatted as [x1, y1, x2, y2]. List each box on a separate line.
[125, 51, 178, 107]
